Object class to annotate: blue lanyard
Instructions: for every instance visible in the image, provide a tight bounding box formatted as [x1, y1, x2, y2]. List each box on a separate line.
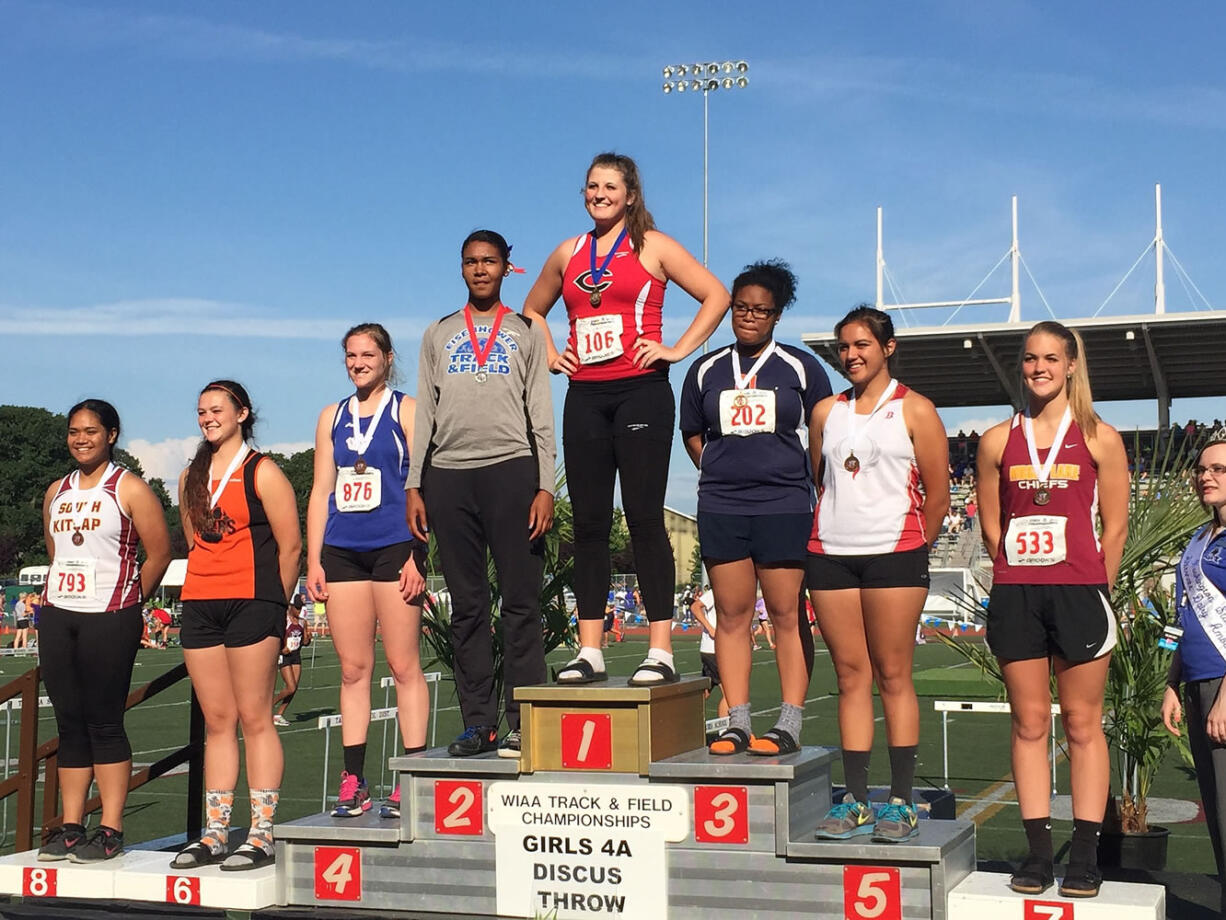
[589, 228, 628, 290]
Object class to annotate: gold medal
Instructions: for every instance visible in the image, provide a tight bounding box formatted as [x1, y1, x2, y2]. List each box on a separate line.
[1033, 486, 1051, 506]
[353, 456, 367, 474]
[844, 453, 860, 473]
[71, 530, 85, 546]
[589, 290, 602, 307]
[734, 393, 748, 408]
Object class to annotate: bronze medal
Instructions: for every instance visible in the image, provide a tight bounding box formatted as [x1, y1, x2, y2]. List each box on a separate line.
[474, 370, 488, 384]
[354, 456, 367, 474]
[844, 453, 860, 473]
[71, 530, 85, 546]
[1033, 486, 1051, 506]
[589, 290, 602, 307]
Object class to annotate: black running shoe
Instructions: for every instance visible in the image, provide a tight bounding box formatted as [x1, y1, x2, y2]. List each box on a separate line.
[1059, 863, 1102, 899]
[69, 826, 124, 863]
[448, 725, 498, 757]
[38, 823, 86, 862]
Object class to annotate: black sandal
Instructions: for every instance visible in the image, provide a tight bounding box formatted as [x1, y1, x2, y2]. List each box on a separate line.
[170, 839, 222, 870]
[749, 727, 800, 756]
[556, 657, 609, 685]
[220, 843, 275, 872]
[708, 727, 752, 755]
[627, 659, 679, 686]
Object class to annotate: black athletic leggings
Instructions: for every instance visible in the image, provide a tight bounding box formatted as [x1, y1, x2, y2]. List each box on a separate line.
[564, 373, 675, 623]
[39, 604, 143, 768]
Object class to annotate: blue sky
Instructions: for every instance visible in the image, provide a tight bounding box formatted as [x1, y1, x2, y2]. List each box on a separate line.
[3, 1, 1224, 512]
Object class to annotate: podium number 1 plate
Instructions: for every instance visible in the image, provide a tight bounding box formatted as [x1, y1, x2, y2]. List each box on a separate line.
[560, 713, 612, 769]
[843, 865, 900, 920]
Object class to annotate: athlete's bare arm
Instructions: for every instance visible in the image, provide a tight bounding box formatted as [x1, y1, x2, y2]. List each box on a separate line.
[120, 474, 172, 599]
[41, 480, 62, 561]
[632, 231, 730, 369]
[682, 432, 704, 469]
[905, 392, 951, 545]
[523, 239, 578, 374]
[1088, 422, 1129, 591]
[305, 404, 339, 603]
[807, 395, 836, 485]
[975, 422, 1011, 560]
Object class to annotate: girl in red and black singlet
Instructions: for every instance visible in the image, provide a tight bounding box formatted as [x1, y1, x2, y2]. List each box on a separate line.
[524, 152, 729, 686]
[174, 380, 302, 873]
[977, 322, 1129, 898]
[37, 399, 171, 863]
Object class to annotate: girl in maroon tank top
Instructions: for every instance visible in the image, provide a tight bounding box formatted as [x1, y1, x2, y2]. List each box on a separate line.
[976, 322, 1129, 898]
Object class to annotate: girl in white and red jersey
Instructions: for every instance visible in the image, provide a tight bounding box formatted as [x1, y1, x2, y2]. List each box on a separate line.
[38, 399, 171, 863]
[978, 322, 1128, 899]
[808, 306, 949, 845]
[524, 152, 728, 686]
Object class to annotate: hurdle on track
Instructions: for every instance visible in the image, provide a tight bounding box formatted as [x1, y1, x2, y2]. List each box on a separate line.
[934, 699, 1062, 794]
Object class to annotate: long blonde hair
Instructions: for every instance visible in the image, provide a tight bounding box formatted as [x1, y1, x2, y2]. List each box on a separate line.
[1022, 321, 1098, 439]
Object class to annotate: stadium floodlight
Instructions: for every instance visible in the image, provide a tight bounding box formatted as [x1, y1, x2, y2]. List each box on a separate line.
[662, 82, 672, 94]
[663, 66, 673, 78]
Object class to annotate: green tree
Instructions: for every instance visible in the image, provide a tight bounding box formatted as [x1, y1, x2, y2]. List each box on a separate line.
[688, 542, 703, 584]
[0, 406, 73, 573]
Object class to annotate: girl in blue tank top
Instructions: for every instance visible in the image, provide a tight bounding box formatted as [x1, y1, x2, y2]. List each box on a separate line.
[305, 323, 429, 822]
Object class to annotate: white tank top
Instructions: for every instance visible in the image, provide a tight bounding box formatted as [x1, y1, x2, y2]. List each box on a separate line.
[46, 463, 142, 612]
[809, 381, 927, 556]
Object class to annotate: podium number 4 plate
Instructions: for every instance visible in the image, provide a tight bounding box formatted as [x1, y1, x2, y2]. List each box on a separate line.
[560, 713, 612, 769]
[843, 866, 900, 920]
[315, 846, 362, 901]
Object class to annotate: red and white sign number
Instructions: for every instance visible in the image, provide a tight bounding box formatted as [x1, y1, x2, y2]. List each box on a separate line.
[166, 875, 201, 906]
[314, 846, 362, 902]
[560, 713, 612, 769]
[843, 866, 901, 920]
[434, 779, 484, 835]
[1024, 901, 1074, 920]
[22, 866, 56, 898]
[693, 785, 749, 844]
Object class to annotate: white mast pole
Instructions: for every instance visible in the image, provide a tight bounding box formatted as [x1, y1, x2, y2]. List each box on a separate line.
[1154, 183, 1166, 315]
[1009, 195, 1020, 323]
[876, 206, 884, 309]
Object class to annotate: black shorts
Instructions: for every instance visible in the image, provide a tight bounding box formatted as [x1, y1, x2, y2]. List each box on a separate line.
[322, 541, 414, 583]
[180, 599, 286, 650]
[279, 650, 302, 667]
[806, 546, 930, 590]
[986, 583, 1117, 663]
[700, 651, 721, 689]
[15, 619, 29, 630]
[698, 511, 811, 565]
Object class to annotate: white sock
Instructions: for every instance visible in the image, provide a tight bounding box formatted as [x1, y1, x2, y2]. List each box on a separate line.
[560, 646, 604, 676]
[633, 648, 674, 682]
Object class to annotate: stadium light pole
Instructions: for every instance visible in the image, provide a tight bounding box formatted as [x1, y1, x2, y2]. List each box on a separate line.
[661, 60, 750, 269]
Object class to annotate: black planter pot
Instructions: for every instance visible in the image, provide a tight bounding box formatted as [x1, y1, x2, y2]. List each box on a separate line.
[1098, 825, 1169, 871]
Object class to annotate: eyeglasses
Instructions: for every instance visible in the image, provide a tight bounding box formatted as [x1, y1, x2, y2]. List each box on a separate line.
[1193, 465, 1226, 478]
[731, 304, 780, 319]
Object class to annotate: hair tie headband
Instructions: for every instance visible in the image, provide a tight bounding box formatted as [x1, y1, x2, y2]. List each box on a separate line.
[203, 382, 247, 409]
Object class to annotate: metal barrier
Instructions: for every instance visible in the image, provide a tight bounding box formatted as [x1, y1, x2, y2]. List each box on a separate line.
[934, 700, 1061, 794]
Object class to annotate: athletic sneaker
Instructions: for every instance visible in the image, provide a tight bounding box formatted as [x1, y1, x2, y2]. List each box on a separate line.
[447, 725, 498, 757]
[379, 785, 400, 820]
[814, 793, 876, 840]
[872, 797, 919, 842]
[38, 823, 86, 861]
[69, 826, 124, 863]
[331, 771, 371, 817]
[498, 729, 521, 759]
[272, 714, 290, 727]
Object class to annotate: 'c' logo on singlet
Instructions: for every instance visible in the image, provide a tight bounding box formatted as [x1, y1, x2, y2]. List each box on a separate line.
[573, 270, 613, 298]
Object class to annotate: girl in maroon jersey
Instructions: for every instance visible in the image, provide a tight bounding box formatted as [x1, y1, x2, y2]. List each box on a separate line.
[977, 321, 1129, 898]
[524, 152, 728, 686]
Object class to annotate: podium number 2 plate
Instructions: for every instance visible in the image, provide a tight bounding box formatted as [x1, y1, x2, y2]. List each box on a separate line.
[693, 785, 749, 844]
[560, 713, 612, 769]
[435, 779, 484, 835]
[843, 866, 900, 920]
[315, 846, 362, 901]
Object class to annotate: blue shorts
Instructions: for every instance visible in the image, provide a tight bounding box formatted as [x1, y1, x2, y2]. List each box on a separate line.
[698, 511, 811, 565]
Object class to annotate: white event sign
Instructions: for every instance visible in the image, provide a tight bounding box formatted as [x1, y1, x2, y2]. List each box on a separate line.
[487, 781, 689, 920]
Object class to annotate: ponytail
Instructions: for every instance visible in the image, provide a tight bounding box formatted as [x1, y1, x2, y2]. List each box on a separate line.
[1023, 321, 1098, 439]
[185, 380, 256, 534]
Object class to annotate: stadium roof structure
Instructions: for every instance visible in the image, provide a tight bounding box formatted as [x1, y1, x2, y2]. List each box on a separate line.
[802, 310, 1226, 425]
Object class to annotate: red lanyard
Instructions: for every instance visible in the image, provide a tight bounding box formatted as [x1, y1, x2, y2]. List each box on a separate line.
[464, 304, 510, 367]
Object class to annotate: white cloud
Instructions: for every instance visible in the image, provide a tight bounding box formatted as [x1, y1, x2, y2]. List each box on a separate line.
[125, 436, 312, 496]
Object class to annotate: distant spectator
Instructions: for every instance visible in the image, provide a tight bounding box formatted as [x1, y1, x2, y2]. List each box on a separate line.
[12, 594, 30, 649]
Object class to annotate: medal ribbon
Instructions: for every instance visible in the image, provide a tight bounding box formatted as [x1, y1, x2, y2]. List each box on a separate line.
[464, 304, 510, 369]
[208, 443, 250, 510]
[347, 387, 394, 459]
[731, 341, 776, 390]
[1022, 406, 1073, 491]
[847, 378, 899, 450]
[588, 229, 628, 294]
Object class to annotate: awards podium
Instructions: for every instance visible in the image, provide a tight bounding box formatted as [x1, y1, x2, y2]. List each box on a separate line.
[0, 676, 1166, 918]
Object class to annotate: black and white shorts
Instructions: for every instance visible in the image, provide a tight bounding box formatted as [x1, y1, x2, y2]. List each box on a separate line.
[986, 583, 1117, 663]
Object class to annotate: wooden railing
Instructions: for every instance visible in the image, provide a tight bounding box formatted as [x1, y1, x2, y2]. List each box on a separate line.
[0, 663, 203, 851]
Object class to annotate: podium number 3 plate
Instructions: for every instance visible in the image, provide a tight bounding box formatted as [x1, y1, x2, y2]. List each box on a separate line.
[560, 713, 612, 769]
[843, 865, 900, 920]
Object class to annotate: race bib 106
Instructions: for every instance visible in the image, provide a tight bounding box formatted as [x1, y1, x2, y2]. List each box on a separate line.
[1005, 515, 1068, 567]
[575, 314, 624, 365]
[718, 388, 776, 437]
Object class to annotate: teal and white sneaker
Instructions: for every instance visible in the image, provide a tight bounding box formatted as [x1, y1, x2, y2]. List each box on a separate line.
[872, 796, 919, 842]
[814, 793, 876, 840]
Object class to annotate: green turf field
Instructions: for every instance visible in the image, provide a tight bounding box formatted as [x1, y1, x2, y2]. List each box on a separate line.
[0, 635, 1210, 873]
